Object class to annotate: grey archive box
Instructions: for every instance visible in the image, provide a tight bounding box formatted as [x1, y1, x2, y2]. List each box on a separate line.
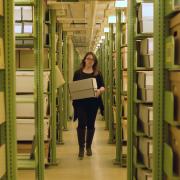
[69, 78, 97, 100]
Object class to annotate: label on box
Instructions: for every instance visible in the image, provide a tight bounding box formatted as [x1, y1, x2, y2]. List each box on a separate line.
[0, 38, 5, 69]
[146, 74, 153, 87]
[149, 142, 153, 154]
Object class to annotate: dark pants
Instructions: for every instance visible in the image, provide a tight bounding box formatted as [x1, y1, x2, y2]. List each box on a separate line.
[76, 102, 99, 130]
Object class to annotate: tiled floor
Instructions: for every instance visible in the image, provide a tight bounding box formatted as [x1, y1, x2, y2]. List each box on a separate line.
[18, 117, 127, 180]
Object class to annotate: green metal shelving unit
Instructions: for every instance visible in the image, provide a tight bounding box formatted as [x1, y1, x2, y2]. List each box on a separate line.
[49, 9, 57, 165]
[127, 0, 154, 179]
[104, 32, 109, 130]
[56, 23, 64, 145]
[0, 0, 17, 179]
[62, 31, 68, 131]
[108, 23, 114, 144]
[114, 9, 122, 166]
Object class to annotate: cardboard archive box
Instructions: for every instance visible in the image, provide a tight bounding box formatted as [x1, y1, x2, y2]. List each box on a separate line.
[138, 137, 153, 169]
[17, 141, 49, 159]
[16, 94, 48, 118]
[140, 38, 154, 55]
[140, 55, 153, 68]
[69, 78, 97, 100]
[138, 88, 153, 102]
[0, 92, 5, 125]
[139, 104, 153, 137]
[123, 71, 128, 92]
[137, 168, 152, 180]
[170, 13, 180, 65]
[14, 6, 21, 21]
[0, 144, 6, 178]
[138, 3, 153, 34]
[121, 47, 128, 69]
[16, 118, 49, 141]
[16, 71, 50, 93]
[138, 71, 153, 89]
[169, 71, 180, 122]
[122, 119, 127, 141]
[22, 6, 33, 21]
[169, 126, 180, 176]
[19, 49, 49, 68]
[121, 24, 128, 45]
[0, 0, 3, 16]
[0, 38, 4, 69]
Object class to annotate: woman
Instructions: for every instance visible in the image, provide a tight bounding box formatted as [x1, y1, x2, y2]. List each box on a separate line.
[73, 52, 105, 160]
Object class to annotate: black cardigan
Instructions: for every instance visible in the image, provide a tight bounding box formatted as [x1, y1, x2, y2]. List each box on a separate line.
[72, 70, 105, 120]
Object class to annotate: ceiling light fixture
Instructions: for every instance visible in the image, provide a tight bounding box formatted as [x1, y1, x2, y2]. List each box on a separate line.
[115, 0, 128, 8]
[108, 16, 116, 24]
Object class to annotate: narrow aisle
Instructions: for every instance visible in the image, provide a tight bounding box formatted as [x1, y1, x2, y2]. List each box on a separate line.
[18, 116, 127, 180]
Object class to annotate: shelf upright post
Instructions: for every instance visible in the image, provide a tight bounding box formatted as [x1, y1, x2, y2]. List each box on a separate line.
[153, 0, 165, 179]
[62, 31, 68, 130]
[114, 9, 122, 165]
[34, 0, 45, 178]
[104, 32, 109, 130]
[57, 23, 64, 144]
[127, 0, 135, 179]
[4, 0, 17, 179]
[108, 23, 114, 144]
[49, 9, 57, 164]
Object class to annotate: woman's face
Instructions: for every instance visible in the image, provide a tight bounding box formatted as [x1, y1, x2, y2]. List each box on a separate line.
[84, 54, 94, 68]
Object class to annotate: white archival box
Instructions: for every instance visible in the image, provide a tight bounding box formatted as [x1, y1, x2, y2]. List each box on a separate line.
[15, 23, 23, 34]
[138, 3, 154, 21]
[0, 144, 6, 178]
[16, 71, 50, 93]
[16, 94, 48, 117]
[23, 22, 33, 34]
[69, 78, 97, 100]
[14, 6, 21, 21]
[22, 6, 33, 21]
[16, 118, 49, 141]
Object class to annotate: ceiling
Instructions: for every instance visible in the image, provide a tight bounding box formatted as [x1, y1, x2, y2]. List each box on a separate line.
[47, 0, 115, 57]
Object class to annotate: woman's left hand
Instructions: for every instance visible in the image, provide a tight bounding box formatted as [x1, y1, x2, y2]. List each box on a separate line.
[95, 89, 101, 97]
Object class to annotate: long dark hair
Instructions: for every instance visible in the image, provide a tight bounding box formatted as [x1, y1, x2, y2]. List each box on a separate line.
[79, 52, 99, 76]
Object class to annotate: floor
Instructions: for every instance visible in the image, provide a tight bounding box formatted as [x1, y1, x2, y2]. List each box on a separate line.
[18, 116, 127, 180]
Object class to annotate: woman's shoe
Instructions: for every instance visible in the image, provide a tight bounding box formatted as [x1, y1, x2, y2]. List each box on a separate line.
[78, 147, 84, 160]
[86, 147, 92, 156]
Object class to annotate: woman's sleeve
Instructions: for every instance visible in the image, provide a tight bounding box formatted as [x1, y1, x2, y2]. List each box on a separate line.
[73, 70, 79, 81]
[97, 72, 105, 88]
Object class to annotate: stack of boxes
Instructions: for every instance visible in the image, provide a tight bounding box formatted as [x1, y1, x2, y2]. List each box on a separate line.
[15, 5, 34, 46]
[165, 10, 180, 178]
[0, 1, 6, 177]
[135, 2, 154, 179]
[138, 3, 153, 34]
[16, 71, 50, 160]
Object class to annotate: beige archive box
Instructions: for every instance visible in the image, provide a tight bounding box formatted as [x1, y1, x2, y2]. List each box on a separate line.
[16, 95, 48, 118]
[139, 20, 153, 34]
[138, 71, 153, 89]
[122, 119, 127, 141]
[0, 0, 3, 16]
[0, 92, 5, 125]
[121, 47, 128, 69]
[123, 71, 128, 92]
[16, 71, 50, 93]
[69, 78, 97, 100]
[0, 144, 6, 178]
[137, 168, 152, 180]
[138, 137, 153, 169]
[16, 118, 49, 141]
[140, 38, 154, 55]
[0, 38, 5, 69]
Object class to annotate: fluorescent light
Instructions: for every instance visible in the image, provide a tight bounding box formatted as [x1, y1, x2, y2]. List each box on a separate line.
[104, 27, 109, 32]
[108, 16, 116, 24]
[101, 35, 105, 40]
[115, 0, 127, 8]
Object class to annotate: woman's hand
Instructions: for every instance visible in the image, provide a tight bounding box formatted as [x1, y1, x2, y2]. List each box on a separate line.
[95, 89, 101, 97]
